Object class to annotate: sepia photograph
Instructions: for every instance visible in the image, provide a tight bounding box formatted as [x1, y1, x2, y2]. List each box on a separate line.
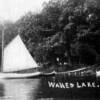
[0, 0, 100, 100]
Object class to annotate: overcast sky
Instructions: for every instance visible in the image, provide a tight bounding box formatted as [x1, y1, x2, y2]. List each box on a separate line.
[0, 0, 49, 22]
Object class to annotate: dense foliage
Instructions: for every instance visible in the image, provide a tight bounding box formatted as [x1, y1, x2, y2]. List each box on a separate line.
[3, 0, 100, 70]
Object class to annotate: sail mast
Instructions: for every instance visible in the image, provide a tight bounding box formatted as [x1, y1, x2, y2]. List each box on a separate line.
[1, 25, 4, 72]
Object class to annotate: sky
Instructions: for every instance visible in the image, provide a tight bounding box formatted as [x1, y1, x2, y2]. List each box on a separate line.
[0, 0, 49, 22]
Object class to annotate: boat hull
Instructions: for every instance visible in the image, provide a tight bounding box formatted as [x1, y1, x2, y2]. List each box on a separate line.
[0, 72, 41, 79]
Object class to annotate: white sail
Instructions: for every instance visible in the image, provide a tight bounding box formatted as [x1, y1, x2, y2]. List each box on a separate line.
[3, 35, 38, 72]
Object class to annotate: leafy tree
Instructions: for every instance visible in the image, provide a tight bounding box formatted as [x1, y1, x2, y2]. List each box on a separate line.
[4, 0, 100, 70]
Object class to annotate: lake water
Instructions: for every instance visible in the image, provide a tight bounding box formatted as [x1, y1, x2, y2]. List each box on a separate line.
[0, 76, 100, 100]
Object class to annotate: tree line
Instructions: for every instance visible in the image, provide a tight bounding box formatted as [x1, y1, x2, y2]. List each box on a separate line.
[2, 0, 100, 70]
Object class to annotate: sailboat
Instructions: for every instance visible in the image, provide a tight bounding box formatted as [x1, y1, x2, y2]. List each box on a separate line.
[0, 35, 41, 79]
[0, 32, 99, 79]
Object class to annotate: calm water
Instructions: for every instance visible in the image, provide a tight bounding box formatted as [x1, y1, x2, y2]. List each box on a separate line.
[0, 76, 99, 100]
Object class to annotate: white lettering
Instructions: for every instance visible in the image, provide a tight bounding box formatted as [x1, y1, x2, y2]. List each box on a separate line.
[65, 83, 69, 88]
[59, 83, 65, 88]
[77, 82, 82, 88]
[87, 82, 92, 87]
[56, 83, 60, 88]
[70, 83, 74, 88]
[92, 82, 96, 87]
[48, 81, 99, 89]
[82, 82, 86, 87]
[48, 81, 55, 88]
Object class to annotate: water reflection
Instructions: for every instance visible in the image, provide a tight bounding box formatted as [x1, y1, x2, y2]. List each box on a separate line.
[0, 79, 40, 100]
[0, 76, 99, 100]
